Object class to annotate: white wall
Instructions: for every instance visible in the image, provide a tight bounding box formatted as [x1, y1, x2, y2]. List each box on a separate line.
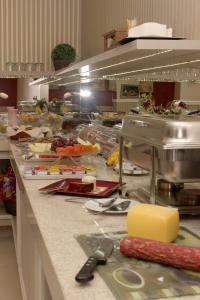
[175, 82, 200, 101]
[17, 79, 49, 102]
[0, 0, 81, 72]
[82, 0, 200, 58]
[39, 85, 49, 101]
[113, 98, 139, 113]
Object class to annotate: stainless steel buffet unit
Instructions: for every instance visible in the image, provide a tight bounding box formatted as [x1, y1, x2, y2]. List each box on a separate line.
[119, 114, 200, 208]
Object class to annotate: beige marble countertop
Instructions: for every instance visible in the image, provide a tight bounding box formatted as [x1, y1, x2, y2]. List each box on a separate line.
[10, 144, 200, 300]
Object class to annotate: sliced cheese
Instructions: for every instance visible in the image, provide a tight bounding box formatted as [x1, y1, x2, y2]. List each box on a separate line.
[127, 203, 179, 242]
[77, 137, 89, 145]
[29, 143, 51, 153]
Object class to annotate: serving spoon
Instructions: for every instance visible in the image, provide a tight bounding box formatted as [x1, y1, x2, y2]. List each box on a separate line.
[94, 200, 131, 215]
[64, 197, 117, 207]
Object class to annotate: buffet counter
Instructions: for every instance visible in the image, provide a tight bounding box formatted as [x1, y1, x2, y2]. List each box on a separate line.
[0, 135, 10, 158]
[9, 143, 200, 300]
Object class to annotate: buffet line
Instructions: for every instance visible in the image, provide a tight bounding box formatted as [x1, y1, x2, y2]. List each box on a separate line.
[2, 105, 200, 213]
[1, 104, 200, 300]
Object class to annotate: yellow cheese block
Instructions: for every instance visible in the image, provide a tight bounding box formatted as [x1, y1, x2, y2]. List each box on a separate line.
[127, 203, 179, 242]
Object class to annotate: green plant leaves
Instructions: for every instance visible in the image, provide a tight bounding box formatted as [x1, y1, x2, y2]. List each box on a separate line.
[51, 43, 76, 62]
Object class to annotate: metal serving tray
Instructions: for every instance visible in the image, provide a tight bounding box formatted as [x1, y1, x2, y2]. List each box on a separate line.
[120, 115, 200, 182]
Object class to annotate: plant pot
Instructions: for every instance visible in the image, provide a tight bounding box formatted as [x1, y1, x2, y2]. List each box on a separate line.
[3, 200, 16, 216]
[53, 60, 70, 70]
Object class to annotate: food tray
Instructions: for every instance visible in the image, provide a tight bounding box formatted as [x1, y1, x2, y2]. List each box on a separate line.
[24, 172, 96, 180]
[28, 141, 99, 156]
[39, 178, 122, 197]
[28, 150, 99, 156]
[23, 164, 96, 180]
[22, 154, 81, 162]
[114, 162, 148, 176]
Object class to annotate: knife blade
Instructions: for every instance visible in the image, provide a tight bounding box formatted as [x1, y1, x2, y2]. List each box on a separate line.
[75, 238, 114, 283]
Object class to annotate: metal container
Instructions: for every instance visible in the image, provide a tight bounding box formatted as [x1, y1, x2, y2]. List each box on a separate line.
[48, 100, 65, 115]
[120, 114, 200, 183]
[157, 179, 184, 192]
[18, 100, 37, 112]
[48, 100, 77, 115]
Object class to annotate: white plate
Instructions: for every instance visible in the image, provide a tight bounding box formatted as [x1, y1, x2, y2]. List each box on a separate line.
[114, 166, 148, 175]
[84, 198, 139, 214]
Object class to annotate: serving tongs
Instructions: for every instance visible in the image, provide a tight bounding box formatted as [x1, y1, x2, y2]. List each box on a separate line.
[94, 200, 131, 214]
[65, 197, 117, 207]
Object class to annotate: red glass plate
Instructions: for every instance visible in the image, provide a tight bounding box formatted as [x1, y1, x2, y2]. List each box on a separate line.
[39, 178, 122, 197]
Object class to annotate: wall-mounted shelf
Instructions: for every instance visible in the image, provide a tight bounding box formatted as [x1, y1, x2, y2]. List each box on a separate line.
[0, 70, 54, 79]
[30, 39, 200, 86]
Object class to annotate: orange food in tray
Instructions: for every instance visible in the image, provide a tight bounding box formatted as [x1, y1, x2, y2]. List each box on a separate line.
[55, 144, 97, 154]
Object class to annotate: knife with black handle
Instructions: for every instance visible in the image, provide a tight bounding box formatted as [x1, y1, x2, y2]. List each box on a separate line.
[75, 238, 114, 283]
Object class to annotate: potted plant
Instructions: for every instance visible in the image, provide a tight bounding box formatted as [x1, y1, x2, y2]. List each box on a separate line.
[51, 43, 76, 70]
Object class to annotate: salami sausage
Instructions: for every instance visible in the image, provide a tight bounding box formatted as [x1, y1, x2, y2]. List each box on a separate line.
[120, 236, 200, 271]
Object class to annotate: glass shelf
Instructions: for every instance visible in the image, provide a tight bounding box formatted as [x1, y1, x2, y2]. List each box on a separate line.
[0, 70, 54, 79]
[30, 39, 200, 85]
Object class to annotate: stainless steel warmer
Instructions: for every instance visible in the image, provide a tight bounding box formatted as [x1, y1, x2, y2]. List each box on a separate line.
[119, 114, 200, 204]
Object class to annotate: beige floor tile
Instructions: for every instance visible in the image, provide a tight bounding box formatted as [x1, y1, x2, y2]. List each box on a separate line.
[0, 226, 22, 300]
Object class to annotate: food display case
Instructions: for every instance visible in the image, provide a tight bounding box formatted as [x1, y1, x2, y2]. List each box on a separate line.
[76, 123, 119, 158]
[17, 112, 46, 126]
